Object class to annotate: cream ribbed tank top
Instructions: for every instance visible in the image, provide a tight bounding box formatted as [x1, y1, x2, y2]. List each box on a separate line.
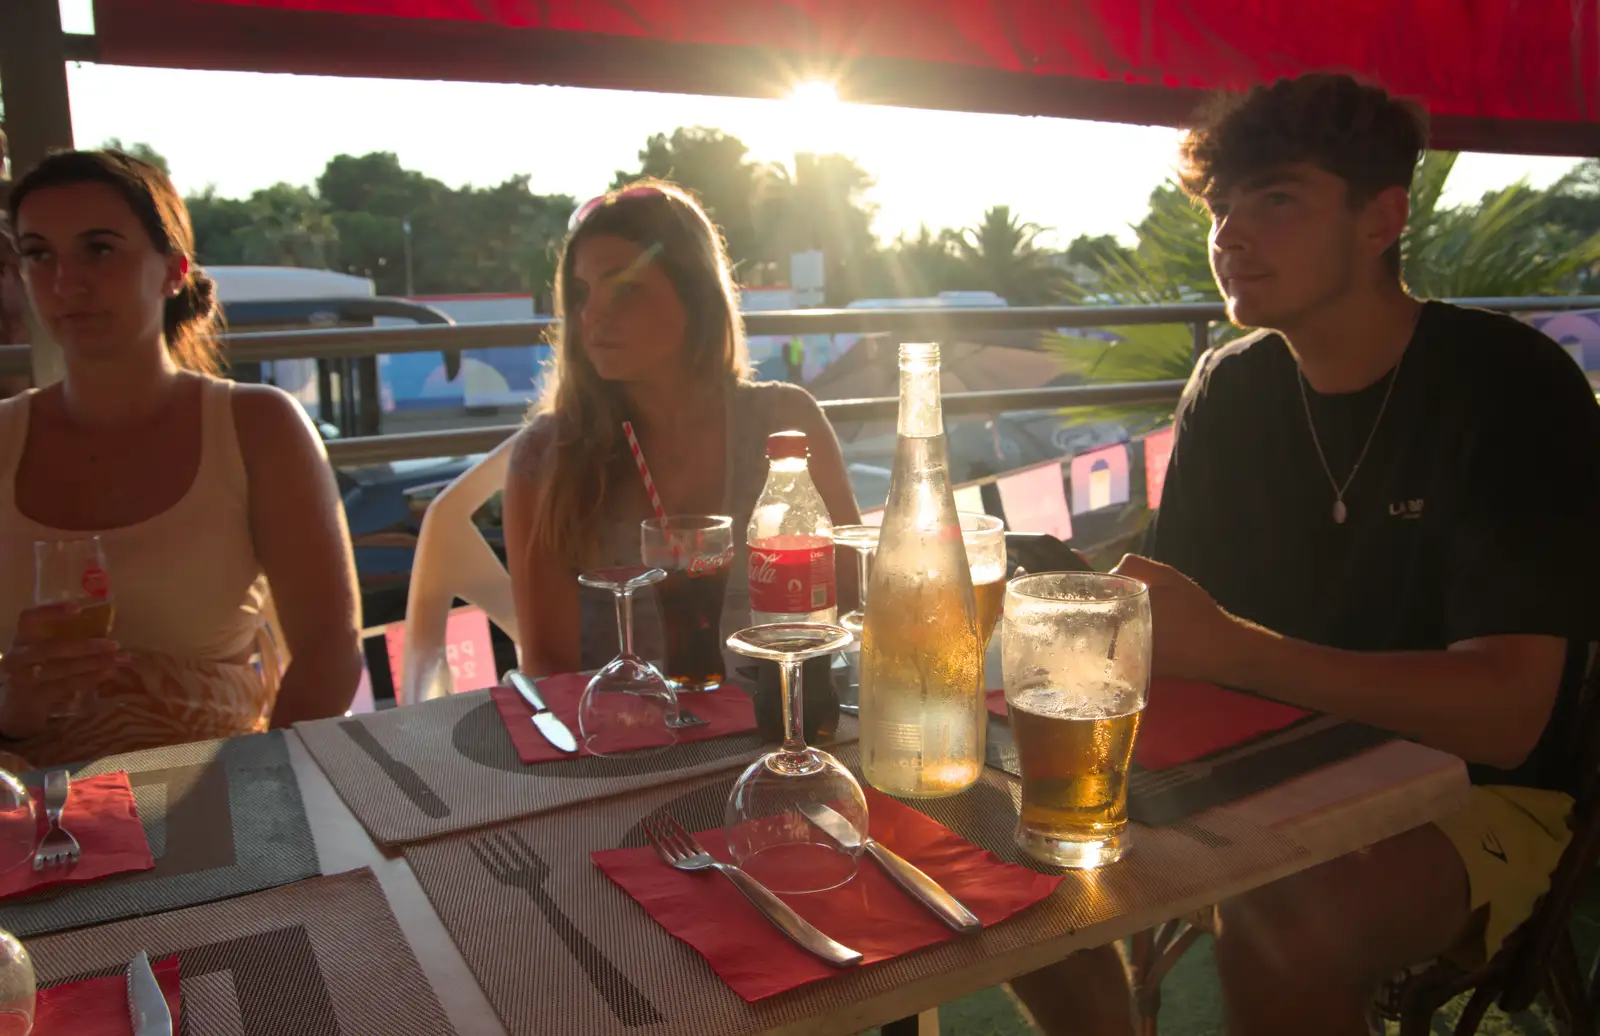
[0, 378, 270, 664]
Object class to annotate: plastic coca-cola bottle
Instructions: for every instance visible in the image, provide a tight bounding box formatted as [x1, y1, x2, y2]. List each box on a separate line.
[747, 430, 837, 625]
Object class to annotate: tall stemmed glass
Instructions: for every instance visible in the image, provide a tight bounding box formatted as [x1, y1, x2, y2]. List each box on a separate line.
[576, 566, 679, 756]
[724, 622, 867, 894]
[830, 525, 880, 635]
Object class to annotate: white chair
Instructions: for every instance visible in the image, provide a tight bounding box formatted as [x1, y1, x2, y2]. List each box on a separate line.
[399, 435, 520, 705]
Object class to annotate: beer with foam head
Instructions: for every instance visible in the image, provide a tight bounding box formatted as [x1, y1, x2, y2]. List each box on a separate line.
[1002, 572, 1151, 868]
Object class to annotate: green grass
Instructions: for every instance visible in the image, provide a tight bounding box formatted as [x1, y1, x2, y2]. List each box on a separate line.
[861, 875, 1600, 1035]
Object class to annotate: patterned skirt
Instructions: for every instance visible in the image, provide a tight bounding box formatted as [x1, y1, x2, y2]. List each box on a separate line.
[10, 650, 274, 768]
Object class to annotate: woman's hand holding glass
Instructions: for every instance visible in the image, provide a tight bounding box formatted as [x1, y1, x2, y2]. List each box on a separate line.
[0, 604, 121, 737]
[0, 537, 122, 737]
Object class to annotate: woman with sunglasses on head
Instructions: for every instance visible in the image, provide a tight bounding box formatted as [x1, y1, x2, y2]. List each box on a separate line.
[506, 180, 862, 675]
[0, 150, 363, 765]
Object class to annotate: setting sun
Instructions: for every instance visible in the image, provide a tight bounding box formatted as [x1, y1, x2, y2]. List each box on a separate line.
[789, 80, 840, 107]
[785, 80, 843, 154]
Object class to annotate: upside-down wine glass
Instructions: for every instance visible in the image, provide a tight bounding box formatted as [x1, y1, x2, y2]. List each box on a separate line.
[723, 622, 867, 894]
[575, 566, 680, 756]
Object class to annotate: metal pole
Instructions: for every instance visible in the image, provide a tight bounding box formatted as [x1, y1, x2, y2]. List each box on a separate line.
[0, 0, 75, 387]
[402, 216, 415, 297]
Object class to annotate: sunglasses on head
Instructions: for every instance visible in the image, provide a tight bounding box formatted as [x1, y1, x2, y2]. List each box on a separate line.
[568, 185, 668, 232]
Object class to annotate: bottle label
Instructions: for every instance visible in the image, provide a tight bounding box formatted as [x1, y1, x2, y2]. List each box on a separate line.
[748, 538, 836, 614]
[81, 565, 110, 599]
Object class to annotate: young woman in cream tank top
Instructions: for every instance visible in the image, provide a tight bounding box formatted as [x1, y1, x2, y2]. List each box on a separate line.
[0, 149, 362, 766]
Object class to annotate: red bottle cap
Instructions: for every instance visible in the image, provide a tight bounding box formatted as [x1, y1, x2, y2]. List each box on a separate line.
[766, 430, 809, 460]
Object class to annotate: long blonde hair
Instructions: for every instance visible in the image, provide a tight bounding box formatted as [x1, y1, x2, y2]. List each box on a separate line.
[531, 179, 750, 564]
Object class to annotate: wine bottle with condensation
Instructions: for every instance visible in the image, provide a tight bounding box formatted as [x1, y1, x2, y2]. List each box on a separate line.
[859, 343, 984, 798]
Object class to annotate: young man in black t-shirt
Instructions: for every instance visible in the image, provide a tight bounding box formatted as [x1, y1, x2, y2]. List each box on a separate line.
[1009, 74, 1600, 1036]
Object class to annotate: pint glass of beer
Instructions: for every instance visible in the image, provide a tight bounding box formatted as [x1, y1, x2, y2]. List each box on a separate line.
[1002, 572, 1151, 868]
[958, 513, 1006, 650]
[641, 516, 734, 692]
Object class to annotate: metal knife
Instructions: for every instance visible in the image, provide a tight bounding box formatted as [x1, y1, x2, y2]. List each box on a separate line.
[126, 950, 173, 1036]
[504, 670, 578, 753]
[799, 802, 982, 934]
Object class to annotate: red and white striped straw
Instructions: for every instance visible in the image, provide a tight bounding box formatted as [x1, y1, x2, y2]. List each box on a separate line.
[621, 421, 668, 525]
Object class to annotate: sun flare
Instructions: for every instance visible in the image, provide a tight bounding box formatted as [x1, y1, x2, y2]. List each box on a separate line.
[789, 80, 840, 107]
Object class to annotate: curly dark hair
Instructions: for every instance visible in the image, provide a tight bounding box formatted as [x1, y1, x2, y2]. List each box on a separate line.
[1177, 74, 1427, 274]
[1179, 73, 1427, 202]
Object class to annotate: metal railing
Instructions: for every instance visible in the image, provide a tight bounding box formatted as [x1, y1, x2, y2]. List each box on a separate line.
[3, 297, 1597, 466]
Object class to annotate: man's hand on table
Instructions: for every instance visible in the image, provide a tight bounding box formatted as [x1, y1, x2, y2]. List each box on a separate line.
[1111, 554, 1252, 685]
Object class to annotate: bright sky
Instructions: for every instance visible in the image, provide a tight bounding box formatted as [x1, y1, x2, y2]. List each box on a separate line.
[52, 0, 1585, 249]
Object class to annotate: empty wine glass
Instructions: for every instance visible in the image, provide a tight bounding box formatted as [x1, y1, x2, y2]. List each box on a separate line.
[0, 774, 33, 875]
[0, 927, 34, 1035]
[576, 567, 679, 756]
[724, 622, 866, 894]
[830, 525, 880, 635]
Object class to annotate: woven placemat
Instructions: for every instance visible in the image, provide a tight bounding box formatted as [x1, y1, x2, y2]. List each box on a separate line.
[0, 731, 319, 937]
[26, 868, 454, 1035]
[298, 687, 858, 847]
[403, 744, 1306, 1036]
[985, 712, 1396, 826]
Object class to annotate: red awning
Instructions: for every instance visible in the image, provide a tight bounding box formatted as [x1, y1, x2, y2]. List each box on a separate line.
[93, 0, 1600, 155]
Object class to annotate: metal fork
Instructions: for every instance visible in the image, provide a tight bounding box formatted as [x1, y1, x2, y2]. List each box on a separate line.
[33, 769, 79, 871]
[642, 812, 863, 967]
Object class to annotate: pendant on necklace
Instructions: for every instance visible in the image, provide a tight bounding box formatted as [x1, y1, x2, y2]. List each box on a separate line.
[1332, 499, 1348, 524]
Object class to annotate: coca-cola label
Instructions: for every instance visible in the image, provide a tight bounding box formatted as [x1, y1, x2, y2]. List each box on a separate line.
[81, 565, 109, 599]
[686, 546, 734, 577]
[748, 539, 836, 614]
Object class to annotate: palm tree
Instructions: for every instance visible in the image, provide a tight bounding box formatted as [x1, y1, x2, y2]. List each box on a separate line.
[756, 153, 879, 303]
[1403, 152, 1600, 297]
[954, 206, 1066, 306]
[1050, 156, 1600, 410]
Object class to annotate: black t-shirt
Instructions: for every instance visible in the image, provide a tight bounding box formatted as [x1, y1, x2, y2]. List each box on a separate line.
[1149, 301, 1600, 791]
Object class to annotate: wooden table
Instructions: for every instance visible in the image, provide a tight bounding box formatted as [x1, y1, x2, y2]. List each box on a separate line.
[283, 724, 1468, 1036]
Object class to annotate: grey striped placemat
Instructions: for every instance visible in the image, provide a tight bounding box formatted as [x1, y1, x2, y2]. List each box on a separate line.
[402, 744, 1307, 1036]
[1, 731, 319, 937]
[298, 687, 857, 847]
[26, 869, 454, 1035]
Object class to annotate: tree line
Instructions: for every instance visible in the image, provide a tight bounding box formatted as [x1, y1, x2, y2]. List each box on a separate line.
[112, 129, 1600, 314]
[121, 129, 1110, 309]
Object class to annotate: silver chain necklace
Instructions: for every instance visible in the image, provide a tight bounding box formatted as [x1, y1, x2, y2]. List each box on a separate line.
[1295, 320, 1415, 524]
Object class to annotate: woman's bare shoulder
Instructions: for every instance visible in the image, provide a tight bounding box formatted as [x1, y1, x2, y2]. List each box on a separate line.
[735, 379, 827, 426]
[508, 412, 559, 482]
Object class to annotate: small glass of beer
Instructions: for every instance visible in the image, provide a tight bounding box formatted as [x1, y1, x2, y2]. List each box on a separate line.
[1002, 572, 1151, 868]
[33, 536, 115, 640]
[957, 513, 1006, 650]
[33, 536, 115, 719]
[641, 516, 733, 692]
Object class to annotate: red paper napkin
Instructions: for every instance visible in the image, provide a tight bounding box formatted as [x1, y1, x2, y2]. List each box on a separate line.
[34, 953, 179, 1035]
[987, 680, 1311, 771]
[592, 788, 1062, 1001]
[0, 772, 154, 899]
[491, 674, 758, 764]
